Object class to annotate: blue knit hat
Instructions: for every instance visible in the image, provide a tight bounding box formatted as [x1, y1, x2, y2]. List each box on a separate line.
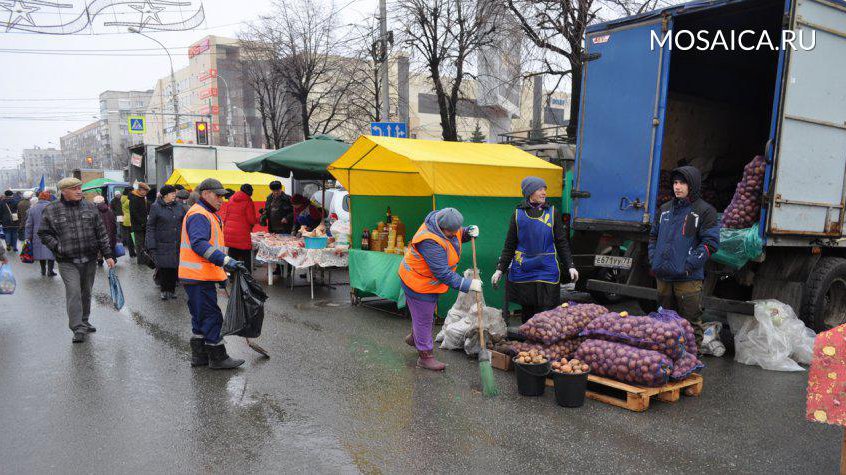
[521, 176, 547, 199]
[436, 208, 464, 231]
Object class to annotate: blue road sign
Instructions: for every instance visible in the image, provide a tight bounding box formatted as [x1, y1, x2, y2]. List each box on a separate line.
[370, 122, 407, 138]
[128, 115, 146, 134]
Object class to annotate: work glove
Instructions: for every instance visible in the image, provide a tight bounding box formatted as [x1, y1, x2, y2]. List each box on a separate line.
[223, 257, 246, 272]
[491, 269, 503, 289]
[569, 268, 579, 282]
[466, 225, 479, 238]
[469, 279, 483, 293]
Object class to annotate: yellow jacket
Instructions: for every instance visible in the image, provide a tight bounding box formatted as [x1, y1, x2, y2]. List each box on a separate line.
[121, 194, 132, 228]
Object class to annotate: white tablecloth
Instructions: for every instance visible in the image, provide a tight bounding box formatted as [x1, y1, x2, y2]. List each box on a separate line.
[253, 235, 348, 269]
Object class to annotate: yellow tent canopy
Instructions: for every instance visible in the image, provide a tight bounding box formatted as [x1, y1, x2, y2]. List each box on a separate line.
[328, 136, 563, 197]
[165, 168, 280, 199]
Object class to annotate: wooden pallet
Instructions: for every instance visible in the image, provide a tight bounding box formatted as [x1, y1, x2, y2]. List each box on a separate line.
[545, 373, 704, 412]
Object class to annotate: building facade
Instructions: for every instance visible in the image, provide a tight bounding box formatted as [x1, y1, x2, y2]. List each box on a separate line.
[60, 121, 109, 171]
[22, 146, 63, 185]
[99, 90, 154, 169]
[0, 168, 23, 190]
[144, 36, 263, 149]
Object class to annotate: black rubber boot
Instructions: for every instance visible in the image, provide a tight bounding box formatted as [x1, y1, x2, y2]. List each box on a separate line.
[205, 343, 244, 370]
[190, 338, 209, 367]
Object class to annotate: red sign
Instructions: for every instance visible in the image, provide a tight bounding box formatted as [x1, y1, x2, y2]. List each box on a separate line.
[198, 69, 218, 82]
[130, 154, 143, 167]
[199, 87, 219, 100]
[198, 105, 220, 115]
[211, 123, 220, 132]
[189, 38, 210, 59]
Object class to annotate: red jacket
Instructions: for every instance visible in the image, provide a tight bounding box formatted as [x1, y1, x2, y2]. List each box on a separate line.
[222, 191, 258, 250]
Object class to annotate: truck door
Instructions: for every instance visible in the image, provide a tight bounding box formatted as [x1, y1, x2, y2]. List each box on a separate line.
[573, 17, 671, 228]
[767, 0, 846, 236]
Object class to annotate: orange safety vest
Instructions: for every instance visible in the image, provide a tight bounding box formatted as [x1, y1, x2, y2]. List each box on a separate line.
[178, 203, 227, 282]
[398, 224, 463, 294]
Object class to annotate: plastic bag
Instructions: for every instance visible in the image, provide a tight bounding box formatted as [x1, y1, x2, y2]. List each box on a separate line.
[700, 322, 726, 357]
[575, 339, 673, 387]
[108, 268, 124, 310]
[440, 315, 473, 350]
[519, 303, 608, 345]
[671, 352, 705, 380]
[0, 264, 16, 295]
[222, 268, 268, 337]
[330, 219, 351, 246]
[732, 299, 814, 371]
[114, 242, 126, 258]
[650, 308, 698, 355]
[19, 241, 34, 264]
[711, 225, 763, 269]
[580, 312, 686, 359]
[722, 155, 766, 229]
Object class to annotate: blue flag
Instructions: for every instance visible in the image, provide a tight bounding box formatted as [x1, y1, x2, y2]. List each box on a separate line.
[35, 176, 45, 193]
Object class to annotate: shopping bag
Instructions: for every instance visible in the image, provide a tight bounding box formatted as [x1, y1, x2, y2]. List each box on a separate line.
[0, 264, 16, 295]
[19, 241, 34, 264]
[108, 268, 125, 310]
[114, 242, 126, 258]
[222, 268, 268, 338]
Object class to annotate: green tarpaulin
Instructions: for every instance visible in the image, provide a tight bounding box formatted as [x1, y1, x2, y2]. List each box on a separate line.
[348, 250, 407, 307]
[236, 135, 349, 180]
[81, 177, 116, 191]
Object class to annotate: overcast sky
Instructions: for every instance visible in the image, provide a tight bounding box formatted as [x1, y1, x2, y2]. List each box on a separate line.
[0, 0, 378, 168]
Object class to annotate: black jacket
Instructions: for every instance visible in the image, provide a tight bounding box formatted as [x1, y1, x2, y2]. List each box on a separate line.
[1, 197, 19, 227]
[497, 200, 575, 276]
[128, 192, 149, 232]
[145, 198, 186, 269]
[110, 196, 123, 217]
[264, 192, 293, 234]
[37, 198, 113, 263]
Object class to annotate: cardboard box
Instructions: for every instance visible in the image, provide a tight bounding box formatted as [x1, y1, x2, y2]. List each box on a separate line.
[491, 351, 513, 372]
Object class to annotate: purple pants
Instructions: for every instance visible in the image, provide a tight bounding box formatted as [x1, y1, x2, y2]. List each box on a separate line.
[405, 291, 438, 352]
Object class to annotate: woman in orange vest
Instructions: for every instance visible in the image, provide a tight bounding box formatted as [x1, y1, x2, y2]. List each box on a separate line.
[398, 208, 482, 371]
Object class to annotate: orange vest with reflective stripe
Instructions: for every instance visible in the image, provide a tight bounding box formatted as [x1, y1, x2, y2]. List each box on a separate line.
[178, 203, 227, 282]
[398, 224, 463, 294]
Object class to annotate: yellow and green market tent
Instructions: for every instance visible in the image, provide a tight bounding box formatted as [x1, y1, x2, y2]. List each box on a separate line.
[165, 168, 280, 200]
[329, 136, 563, 314]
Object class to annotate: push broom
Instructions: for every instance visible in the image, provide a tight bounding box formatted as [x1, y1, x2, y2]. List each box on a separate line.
[472, 237, 499, 397]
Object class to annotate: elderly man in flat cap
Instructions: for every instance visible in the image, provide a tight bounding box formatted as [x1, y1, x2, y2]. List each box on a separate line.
[38, 177, 115, 343]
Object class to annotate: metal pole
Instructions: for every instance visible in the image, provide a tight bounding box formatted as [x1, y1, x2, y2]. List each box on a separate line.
[379, 0, 390, 120]
[218, 75, 235, 146]
[130, 28, 180, 140]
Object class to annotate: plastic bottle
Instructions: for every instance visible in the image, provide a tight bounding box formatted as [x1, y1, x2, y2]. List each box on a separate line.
[361, 228, 370, 250]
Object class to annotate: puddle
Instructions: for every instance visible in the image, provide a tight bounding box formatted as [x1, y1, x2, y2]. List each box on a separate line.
[270, 311, 323, 332]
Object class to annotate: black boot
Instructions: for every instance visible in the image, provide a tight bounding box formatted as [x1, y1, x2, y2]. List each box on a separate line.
[206, 343, 244, 370]
[190, 338, 209, 367]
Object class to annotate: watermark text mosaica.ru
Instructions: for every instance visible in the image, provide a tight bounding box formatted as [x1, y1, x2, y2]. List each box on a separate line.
[650, 29, 816, 51]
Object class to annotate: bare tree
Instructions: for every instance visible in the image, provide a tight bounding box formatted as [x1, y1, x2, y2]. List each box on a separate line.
[506, 0, 671, 138]
[396, 0, 501, 142]
[344, 19, 398, 124]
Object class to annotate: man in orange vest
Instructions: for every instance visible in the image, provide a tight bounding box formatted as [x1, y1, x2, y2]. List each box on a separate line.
[398, 208, 482, 371]
[179, 178, 247, 370]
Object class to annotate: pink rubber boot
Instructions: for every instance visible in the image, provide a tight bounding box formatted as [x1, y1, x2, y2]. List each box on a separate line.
[417, 351, 446, 371]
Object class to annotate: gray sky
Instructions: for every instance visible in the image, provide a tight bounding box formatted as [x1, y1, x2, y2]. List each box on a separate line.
[0, 0, 378, 168]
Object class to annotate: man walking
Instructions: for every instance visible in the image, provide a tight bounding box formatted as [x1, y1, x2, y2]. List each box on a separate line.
[128, 182, 150, 264]
[648, 165, 719, 349]
[1, 190, 20, 251]
[38, 178, 115, 343]
[179, 178, 246, 370]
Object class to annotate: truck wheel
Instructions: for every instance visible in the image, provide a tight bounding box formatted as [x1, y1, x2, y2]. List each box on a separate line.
[801, 257, 846, 332]
[589, 266, 626, 304]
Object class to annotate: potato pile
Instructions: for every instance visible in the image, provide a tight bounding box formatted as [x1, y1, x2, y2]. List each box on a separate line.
[515, 349, 548, 365]
[580, 312, 686, 359]
[722, 155, 766, 229]
[672, 352, 704, 380]
[650, 309, 698, 355]
[574, 339, 673, 387]
[510, 338, 585, 361]
[519, 303, 608, 345]
[551, 357, 589, 374]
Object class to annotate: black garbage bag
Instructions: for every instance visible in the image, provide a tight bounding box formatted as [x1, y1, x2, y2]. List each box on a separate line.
[222, 268, 268, 338]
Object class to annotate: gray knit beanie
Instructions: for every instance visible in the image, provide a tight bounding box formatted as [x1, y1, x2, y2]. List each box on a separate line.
[521, 176, 547, 199]
[436, 208, 464, 231]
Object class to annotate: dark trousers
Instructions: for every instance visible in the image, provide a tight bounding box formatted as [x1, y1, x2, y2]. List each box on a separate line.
[185, 282, 223, 344]
[4, 227, 18, 251]
[39, 259, 55, 275]
[159, 267, 177, 293]
[134, 230, 146, 265]
[121, 226, 136, 257]
[657, 279, 705, 347]
[227, 248, 252, 272]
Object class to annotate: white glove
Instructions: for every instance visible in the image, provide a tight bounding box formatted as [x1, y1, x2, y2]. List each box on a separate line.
[466, 225, 479, 238]
[491, 269, 503, 289]
[469, 279, 483, 293]
[569, 268, 579, 282]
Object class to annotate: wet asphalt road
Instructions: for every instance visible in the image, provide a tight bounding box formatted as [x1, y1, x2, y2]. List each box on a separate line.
[0, 256, 842, 474]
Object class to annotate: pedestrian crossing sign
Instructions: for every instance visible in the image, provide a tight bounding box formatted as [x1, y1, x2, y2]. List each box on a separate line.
[128, 115, 146, 134]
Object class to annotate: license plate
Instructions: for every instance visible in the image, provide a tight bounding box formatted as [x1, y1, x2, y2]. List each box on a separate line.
[594, 255, 633, 270]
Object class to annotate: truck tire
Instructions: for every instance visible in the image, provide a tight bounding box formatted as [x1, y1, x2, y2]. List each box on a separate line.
[801, 257, 846, 332]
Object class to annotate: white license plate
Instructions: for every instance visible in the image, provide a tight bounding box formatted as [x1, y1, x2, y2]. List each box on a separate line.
[594, 255, 633, 270]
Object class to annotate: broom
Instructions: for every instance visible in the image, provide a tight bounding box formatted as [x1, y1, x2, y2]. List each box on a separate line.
[472, 237, 499, 397]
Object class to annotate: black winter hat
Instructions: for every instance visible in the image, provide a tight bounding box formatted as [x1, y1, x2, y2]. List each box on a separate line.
[159, 185, 176, 197]
[241, 184, 254, 196]
[269, 180, 282, 191]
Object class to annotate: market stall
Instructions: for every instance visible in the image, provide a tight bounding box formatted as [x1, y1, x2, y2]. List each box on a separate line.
[165, 168, 280, 199]
[328, 136, 563, 315]
[251, 232, 349, 298]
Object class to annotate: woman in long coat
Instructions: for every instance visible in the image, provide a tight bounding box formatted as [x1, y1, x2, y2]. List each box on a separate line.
[25, 191, 56, 276]
[145, 185, 186, 300]
[493, 177, 579, 323]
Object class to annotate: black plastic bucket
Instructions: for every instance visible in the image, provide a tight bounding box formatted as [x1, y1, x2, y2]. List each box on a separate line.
[552, 371, 589, 407]
[514, 359, 550, 396]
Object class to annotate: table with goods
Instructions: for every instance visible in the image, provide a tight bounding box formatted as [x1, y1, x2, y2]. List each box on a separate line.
[251, 220, 350, 298]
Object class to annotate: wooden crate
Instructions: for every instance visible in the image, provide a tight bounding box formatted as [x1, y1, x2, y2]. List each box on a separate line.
[545, 373, 704, 412]
[490, 351, 513, 372]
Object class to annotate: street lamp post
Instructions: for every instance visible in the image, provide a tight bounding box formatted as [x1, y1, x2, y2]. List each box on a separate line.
[128, 27, 180, 140]
[233, 106, 252, 148]
[218, 75, 235, 146]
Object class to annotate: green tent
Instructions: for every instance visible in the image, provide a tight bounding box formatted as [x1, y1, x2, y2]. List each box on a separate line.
[236, 135, 350, 180]
[81, 177, 116, 191]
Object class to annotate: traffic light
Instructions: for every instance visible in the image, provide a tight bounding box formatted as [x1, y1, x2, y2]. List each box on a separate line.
[85, 156, 93, 165]
[196, 121, 209, 145]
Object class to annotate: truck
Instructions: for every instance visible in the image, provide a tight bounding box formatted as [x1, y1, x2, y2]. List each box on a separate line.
[571, 0, 846, 331]
[148, 144, 269, 189]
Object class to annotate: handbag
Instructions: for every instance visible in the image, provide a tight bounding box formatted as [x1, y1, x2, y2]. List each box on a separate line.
[19, 241, 34, 263]
[114, 242, 126, 258]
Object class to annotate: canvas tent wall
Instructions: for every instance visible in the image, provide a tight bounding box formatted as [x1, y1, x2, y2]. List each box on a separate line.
[329, 136, 563, 313]
[165, 168, 282, 200]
